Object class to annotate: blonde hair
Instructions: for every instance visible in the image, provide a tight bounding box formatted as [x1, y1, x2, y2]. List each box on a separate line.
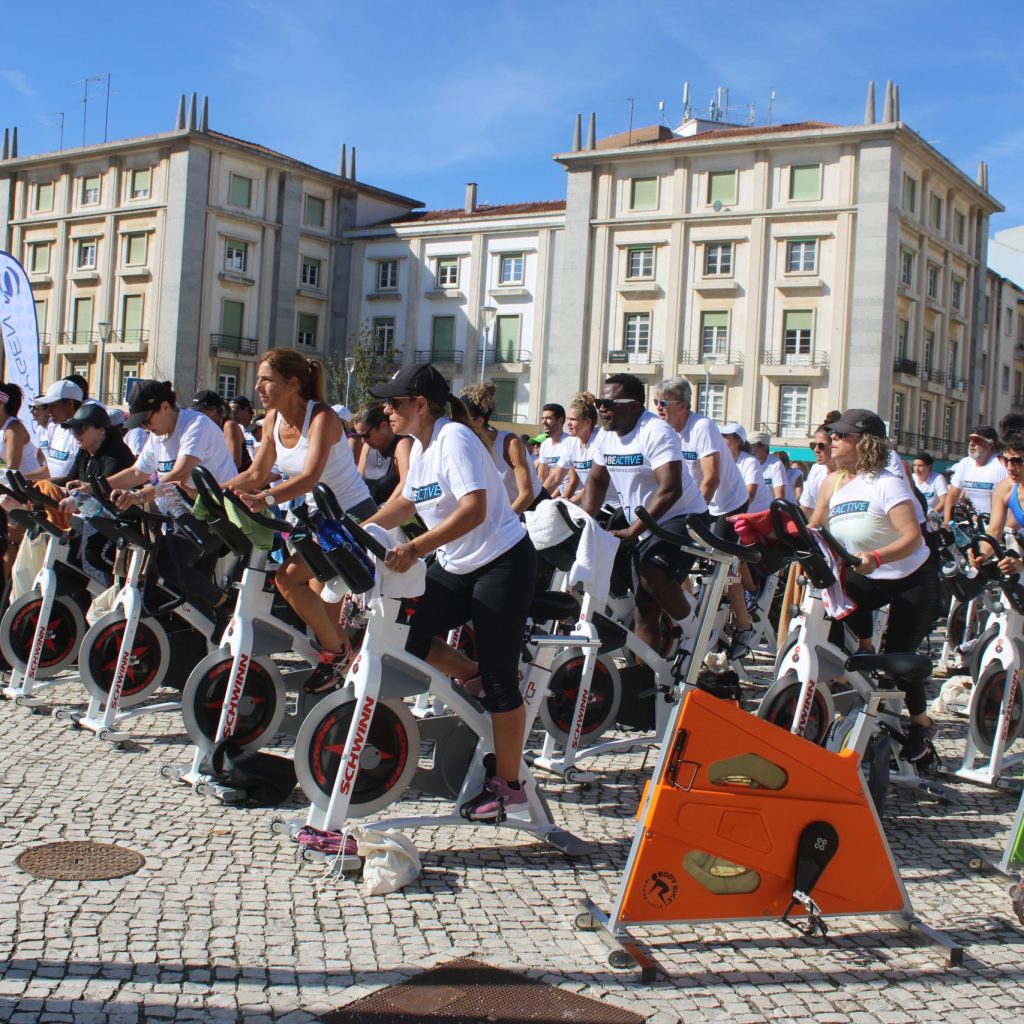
[569, 390, 598, 424]
[259, 348, 327, 404]
[460, 381, 496, 421]
[855, 434, 890, 476]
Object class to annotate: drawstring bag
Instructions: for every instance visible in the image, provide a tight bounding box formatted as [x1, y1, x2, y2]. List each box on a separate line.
[86, 584, 120, 625]
[353, 826, 421, 895]
[10, 530, 46, 600]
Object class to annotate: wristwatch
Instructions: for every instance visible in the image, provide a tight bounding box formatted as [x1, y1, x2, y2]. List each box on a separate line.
[262, 491, 275, 507]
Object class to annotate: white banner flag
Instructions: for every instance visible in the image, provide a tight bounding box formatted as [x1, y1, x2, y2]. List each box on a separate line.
[0, 251, 41, 434]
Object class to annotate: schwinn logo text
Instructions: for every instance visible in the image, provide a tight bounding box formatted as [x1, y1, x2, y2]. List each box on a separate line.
[796, 680, 817, 734]
[1002, 671, 1019, 741]
[223, 654, 250, 734]
[605, 454, 643, 467]
[572, 686, 590, 748]
[339, 695, 376, 794]
[412, 482, 442, 502]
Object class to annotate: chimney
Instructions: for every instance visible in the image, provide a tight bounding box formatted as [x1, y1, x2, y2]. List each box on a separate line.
[864, 81, 876, 125]
[10, 126, 17, 158]
[1, 129, 7, 161]
[882, 80, 894, 122]
[199, 96, 209, 132]
[349, 146, 357, 181]
[978, 160, 989, 191]
[465, 182, 478, 213]
[571, 114, 581, 152]
[187, 92, 197, 131]
[586, 112, 596, 150]
[893, 83, 900, 121]
[175, 94, 186, 130]
[338, 143, 347, 178]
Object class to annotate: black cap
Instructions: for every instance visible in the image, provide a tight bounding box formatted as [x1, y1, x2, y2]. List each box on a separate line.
[228, 395, 252, 411]
[126, 380, 175, 429]
[193, 389, 225, 411]
[969, 425, 999, 445]
[61, 403, 110, 431]
[830, 408, 887, 438]
[368, 363, 451, 405]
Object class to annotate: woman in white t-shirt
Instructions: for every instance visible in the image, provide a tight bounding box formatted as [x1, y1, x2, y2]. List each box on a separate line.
[722, 425, 766, 513]
[561, 392, 603, 505]
[800, 423, 835, 513]
[911, 452, 949, 513]
[808, 408, 939, 762]
[365, 363, 537, 822]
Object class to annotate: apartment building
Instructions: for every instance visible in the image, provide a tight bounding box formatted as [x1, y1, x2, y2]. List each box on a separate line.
[0, 96, 419, 403]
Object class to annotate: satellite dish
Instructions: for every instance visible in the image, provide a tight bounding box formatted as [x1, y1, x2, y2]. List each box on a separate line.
[713, 200, 723, 212]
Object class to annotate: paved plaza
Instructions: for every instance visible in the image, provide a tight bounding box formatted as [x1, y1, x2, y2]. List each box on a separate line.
[0, 659, 1022, 1024]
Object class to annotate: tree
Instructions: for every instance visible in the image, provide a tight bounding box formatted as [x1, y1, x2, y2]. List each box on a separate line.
[324, 321, 399, 413]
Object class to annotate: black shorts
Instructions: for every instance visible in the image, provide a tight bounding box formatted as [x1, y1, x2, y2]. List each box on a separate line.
[615, 511, 711, 608]
[712, 501, 749, 545]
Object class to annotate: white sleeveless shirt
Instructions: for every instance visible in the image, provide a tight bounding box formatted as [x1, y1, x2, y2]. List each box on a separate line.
[491, 429, 542, 506]
[0, 416, 40, 474]
[272, 400, 372, 512]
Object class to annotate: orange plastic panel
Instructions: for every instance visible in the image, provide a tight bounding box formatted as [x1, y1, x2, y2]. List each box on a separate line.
[619, 689, 907, 924]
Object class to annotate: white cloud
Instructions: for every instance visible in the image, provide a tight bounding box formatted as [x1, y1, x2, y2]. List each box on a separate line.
[2, 70, 34, 98]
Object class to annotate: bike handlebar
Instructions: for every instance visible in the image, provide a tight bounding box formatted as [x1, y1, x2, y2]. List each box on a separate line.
[9, 470, 59, 509]
[634, 506, 761, 564]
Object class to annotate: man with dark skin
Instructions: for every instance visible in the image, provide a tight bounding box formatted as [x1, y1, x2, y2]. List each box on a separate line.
[581, 375, 707, 653]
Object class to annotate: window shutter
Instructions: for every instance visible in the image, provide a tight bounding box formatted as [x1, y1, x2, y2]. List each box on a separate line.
[789, 165, 821, 201]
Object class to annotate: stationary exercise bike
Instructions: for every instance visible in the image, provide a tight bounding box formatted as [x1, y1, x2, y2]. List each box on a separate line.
[283, 485, 595, 859]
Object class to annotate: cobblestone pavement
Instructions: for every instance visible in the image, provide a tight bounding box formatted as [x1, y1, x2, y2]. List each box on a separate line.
[0, 652, 1022, 1023]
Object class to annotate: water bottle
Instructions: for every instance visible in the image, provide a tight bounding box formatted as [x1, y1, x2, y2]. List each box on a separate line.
[154, 482, 190, 518]
[951, 523, 971, 549]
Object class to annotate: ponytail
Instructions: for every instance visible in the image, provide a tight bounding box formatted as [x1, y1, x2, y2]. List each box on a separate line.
[259, 347, 327, 403]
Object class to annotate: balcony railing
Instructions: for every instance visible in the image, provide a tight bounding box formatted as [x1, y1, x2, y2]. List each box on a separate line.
[919, 366, 945, 385]
[112, 329, 149, 345]
[211, 333, 258, 355]
[893, 357, 919, 375]
[604, 348, 663, 365]
[759, 421, 811, 440]
[414, 348, 464, 364]
[762, 351, 829, 367]
[485, 348, 532, 365]
[891, 431, 967, 458]
[58, 330, 98, 345]
[678, 348, 743, 366]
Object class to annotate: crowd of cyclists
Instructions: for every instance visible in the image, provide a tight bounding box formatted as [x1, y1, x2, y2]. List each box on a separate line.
[2, 348, 1023, 816]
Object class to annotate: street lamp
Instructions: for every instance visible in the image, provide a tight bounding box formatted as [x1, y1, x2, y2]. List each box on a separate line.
[97, 321, 112, 403]
[479, 305, 497, 383]
[343, 355, 356, 409]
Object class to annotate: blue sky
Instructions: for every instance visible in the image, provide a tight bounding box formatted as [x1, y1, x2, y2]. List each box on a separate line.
[3, 0, 1023, 230]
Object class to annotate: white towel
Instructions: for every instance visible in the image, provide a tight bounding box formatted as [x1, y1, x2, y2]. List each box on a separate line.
[525, 499, 620, 593]
[811, 530, 856, 620]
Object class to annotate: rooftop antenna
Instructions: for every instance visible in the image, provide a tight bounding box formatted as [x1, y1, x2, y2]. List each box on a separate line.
[767, 88, 776, 125]
[76, 73, 107, 146]
[622, 96, 635, 144]
[747, 103, 756, 126]
[723, 88, 730, 122]
[682, 81, 692, 121]
[658, 100, 667, 126]
[45, 111, 65, 150]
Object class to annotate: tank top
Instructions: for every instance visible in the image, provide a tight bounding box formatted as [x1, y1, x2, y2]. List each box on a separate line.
[1009, 482, 1024, 529]
[0, 416, 40, 474]
[363, 434, 404, 504]
[491, 429, 542, 506]
[272, 400, 372, 512]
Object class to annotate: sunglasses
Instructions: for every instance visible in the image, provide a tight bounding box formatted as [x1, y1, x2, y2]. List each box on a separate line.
[1003, 455, 1024, 468]
[384, 395, 414, 410]
[808, 441, 828, 451]
[655, 398, 681, 409]
[595, 398, 638, 411]
[831, 431, 857, 441]
[354, 429, 374, 441]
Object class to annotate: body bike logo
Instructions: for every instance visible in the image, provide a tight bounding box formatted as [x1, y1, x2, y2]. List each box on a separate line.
[831, 500, 871, 516]
[158, 460, 175, 473]
[966, 480, 995, 492]
[573, 459, 592, 471]
[682, 451, 698, 461]
[1002, 670, 1019, 741]
[223, 653, 250, 734]
[339, 695, 377, 794]
[605, 454, 644, 467]
[412, 482, 442, 502]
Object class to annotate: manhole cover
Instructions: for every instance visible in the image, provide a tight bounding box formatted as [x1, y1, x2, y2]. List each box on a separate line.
[16, 841, 145, 881]
[322, 957, 644, 1023]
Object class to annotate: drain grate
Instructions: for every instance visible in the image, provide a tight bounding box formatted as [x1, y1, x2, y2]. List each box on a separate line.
[322, 957, 644, 1024]
[16, 841, 145, 881]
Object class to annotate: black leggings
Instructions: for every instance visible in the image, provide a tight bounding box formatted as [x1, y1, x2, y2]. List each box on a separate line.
[843, 556, 940, 716]
[405, 535, 537, 713]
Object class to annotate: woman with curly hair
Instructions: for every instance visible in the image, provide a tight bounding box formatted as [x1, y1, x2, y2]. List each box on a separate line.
[460, 381, 545, 513]
[807, 408, 938, 761]
[559, 391, 604, 506]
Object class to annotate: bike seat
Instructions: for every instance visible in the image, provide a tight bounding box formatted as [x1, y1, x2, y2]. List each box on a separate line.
[529, 590, 581, 623]
[844, 651, 933, 684]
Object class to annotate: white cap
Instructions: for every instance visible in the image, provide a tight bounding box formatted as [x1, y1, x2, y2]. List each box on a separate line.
[750, 431, 772, 447]
[34, 379, 84, 405]
[720, 421, 746, 442]
[332, 403, 352, 422]
[107, 409, 126, 427]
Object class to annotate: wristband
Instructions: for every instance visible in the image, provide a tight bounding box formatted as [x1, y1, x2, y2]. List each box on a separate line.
[870, 549, 882, 569]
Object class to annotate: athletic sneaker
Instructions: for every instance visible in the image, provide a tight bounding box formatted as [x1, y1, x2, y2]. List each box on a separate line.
[903, 721, 938, 763]
[728, 627, 757, 661]
[460, 776, 527, 821]
[296, 826, 359, 856]
[303, 650, 349, 695]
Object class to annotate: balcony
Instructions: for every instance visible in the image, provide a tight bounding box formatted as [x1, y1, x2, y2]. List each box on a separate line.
[111, 329, 149, 353]
[761, 350, 828, 380]
[677, 348, 743, 379]
[919, 366, 946, 391]
[601, 348, 663, 376]
[759, 421, 811, 441]
[477, 348, 532, 373]
[211, 333, 258, 357]
[57, 331, 97, 354]
[38, 333, 51, 360]
[414, 348, 464, 366]
[892, 431, 967, 459]
[893, 357, 919, 378]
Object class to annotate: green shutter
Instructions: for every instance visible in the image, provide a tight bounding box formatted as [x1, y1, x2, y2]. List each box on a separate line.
[432, 316, 455, 358]
[495, 315, 521, 361]
[222, 300, 244, 337]
[493, 380, 515, 419]
[133, 168, 151, 195]
[305, 195, 325, 227]
[127, 234, 147, 265]
[34, 299, 46, 332]
[37, 183, 53, 211]
[630, 177, 658, 211]
[784, 310, 814, 331]
[708, 170, 737, 205]
[789, 165, 821, 201]
[74, 298, 93, 340]
[701, 311, 729, 329]
[298, 313, 317, 338]
[122, 296, 143, 337]
[229, 174, 252, 207]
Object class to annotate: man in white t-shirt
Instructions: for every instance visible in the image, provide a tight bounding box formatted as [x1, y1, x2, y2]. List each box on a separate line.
[25, 379, 86, 483]
[536, 403, 570, 493]
[945, 425, 1007, 521]
[582, 373, 707, 655]
[751, 433, 788, 502]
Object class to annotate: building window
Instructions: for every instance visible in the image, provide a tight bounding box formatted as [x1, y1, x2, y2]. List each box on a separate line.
[920, 399, 930, 437]
[900, 248, 915, 287]
[76, 239, 97, 270]
[72, 296, 93, 341]
[35, 182, 54, 213]
[707, 169, 737, 206]
[34, 299, 46, 333]
[903, 175, 917, 213]
[431, 315, 456, 359]
[926, 264, 940, 300]
[703, 242, 733, 276]
[626, 246, 654, 279]
[948, 338, 959, 382]
[297, 312, 318, 348]
[954, 210, 966, 246]
[896, 318, 909, 362]
[221, 299, 244, 339]
[923, 330, 934, 373]
[437, 257, 459, 288]
[495, 315, 522, 362]
[117, 362, 139, 403]
[630, 177, 658, 211]
[943, 405, 953, 446]
[228, 173, 252, 208]
[304, 195, 325, 228]
[700, 311, 728, 359]
[951, 276, 964, 312]
[1002, 365, 1011, 393]
[696, 383, 726, 423]
[624, 312, 651, 356]
[125, 234, 147, 267]
[217, 367, 240, 401]
[930, 194, 943, 231]
[122, 295, 144, 342]
[779, 385, 810, 438]
[1006, 307, 1015, 337]
[493, 380, 516, 420]
[301, 256, 321, 288]
[789, 164, 821, 201]
[499, 253, 524, 286]
[377, 260, 398, 291]
[225, 238, 248, 273]
[891, 392, 903, 438]
[28, 243, 49, 274]
[372, 316, 395, 354]
[81, 175, 100, 206]
[785, 239, 817, 274]
[130, 168, 151, 200]
[783, 310, 813, 362]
